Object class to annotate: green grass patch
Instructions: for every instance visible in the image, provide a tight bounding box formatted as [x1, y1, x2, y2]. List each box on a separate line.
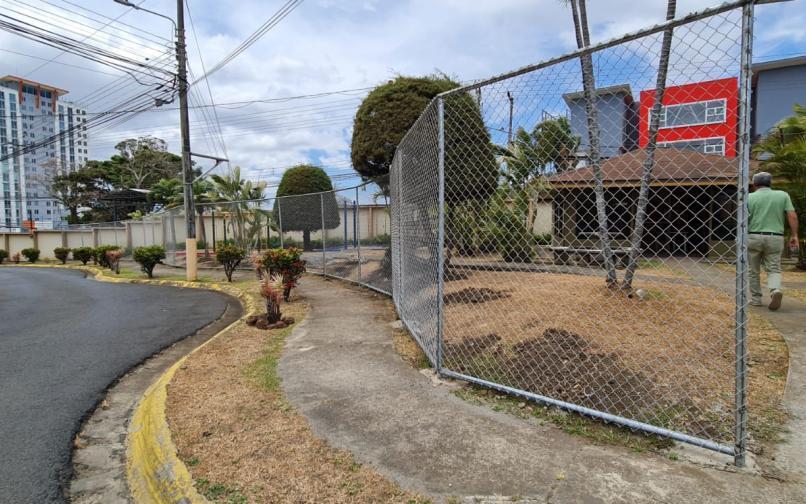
[453, 385, 673, 453]
[244, 314, 305, 392]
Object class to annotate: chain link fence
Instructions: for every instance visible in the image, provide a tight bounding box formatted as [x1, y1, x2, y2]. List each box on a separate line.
[392, 0, 756, 463]
[157, 180, 393, 294]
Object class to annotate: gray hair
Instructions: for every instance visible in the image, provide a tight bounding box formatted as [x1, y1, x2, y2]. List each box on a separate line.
[753, 172, 772, 187]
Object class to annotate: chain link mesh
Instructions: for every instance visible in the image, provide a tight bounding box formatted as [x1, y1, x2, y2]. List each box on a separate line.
[392, 3, 754, 456]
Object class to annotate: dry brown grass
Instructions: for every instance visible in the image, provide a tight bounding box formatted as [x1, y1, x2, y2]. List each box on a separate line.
[441, 270, 788, 445]
[166, 281, 423, 503]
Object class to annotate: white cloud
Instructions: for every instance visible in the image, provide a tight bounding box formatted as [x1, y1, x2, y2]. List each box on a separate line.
[1, 0, 799, 189]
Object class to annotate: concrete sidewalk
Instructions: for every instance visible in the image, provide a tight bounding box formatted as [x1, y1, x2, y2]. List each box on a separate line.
[278, 276, 805, 502]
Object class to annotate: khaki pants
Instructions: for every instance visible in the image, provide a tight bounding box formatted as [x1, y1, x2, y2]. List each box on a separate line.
[748, 234, 784, 301]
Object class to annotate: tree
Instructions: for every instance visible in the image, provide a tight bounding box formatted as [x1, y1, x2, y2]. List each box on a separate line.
[112, 137, 181, 189]
[754, 104, 806, 269]
[351, 75, 498, 202]
[494, 119, 577, 239]
[567, 0, 618, 287]
[48, 165, 101, 223]
[622, 0, 677, 293]
[208, 166, 267, 248]
[150, 177, 215, 257]
[272, 165, 340, 251]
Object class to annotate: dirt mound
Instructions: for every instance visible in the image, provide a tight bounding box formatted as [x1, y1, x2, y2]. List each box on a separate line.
[507, 328, 658, 416]
[445, 333, 501, 359]
[444, 287, 510, 305]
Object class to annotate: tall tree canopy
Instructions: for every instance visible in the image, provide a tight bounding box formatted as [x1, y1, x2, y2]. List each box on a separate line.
[272, 164, 340, 250]
[351, 75, 498, 203]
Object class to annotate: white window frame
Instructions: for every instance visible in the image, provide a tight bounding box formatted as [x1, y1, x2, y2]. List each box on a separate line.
[658, 136, 725, 156]
[659, 98, 727, 129]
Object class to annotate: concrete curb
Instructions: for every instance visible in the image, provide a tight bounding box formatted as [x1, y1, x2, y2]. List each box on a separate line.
[2, 263, 258, 503]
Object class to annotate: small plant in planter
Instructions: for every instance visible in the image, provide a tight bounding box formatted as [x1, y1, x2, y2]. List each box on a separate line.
[12, 252, 21, 264]
[94, 245, 120, 268]
[54, 247, 71, 264]
[262, 247, 307, 301]
[133, 245, 166, 278]
[105, 249, 123, 274]
[216, 243, 246, 282]
[0, 249, 8, 264]
[72, 247, 94, 265]
[21, 248, 41, 263]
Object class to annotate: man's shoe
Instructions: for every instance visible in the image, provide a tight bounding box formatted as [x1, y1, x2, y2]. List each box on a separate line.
[769, 290, 783, 311]
[750, 298, 763, 307]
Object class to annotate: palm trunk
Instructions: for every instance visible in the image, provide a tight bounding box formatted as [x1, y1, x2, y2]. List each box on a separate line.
[622, 0, 677, 292]
[572, 0, 617, 286]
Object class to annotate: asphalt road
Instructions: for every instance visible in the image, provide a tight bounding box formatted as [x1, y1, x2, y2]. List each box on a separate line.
[0, 267, 231, 504]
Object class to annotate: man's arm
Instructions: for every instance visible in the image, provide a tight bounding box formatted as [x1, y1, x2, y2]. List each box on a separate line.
[787, 211, 799, 248]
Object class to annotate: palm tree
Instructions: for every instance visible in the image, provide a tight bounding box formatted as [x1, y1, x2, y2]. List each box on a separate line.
[208, 166, 268, 249]
[567, 0, 618, 287]
[754, 105, 806, 269]
[622, 0, 677, 293]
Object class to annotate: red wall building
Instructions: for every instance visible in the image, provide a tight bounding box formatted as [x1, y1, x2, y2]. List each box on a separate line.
[639, 77, 738, 158]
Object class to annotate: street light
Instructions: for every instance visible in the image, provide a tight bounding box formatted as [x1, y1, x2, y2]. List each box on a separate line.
[113, 0, 198, 280]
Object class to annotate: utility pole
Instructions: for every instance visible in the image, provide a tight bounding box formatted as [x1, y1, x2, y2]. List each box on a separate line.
[176, 0, 197, 281]
[507, 91, 514, 144]
[113, 0, 197, 280]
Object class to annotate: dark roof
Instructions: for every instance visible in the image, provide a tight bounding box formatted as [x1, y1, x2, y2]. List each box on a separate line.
[549, 148, 751, 188]
[562, 84, 633, 104]
[752, 55, 806, 73]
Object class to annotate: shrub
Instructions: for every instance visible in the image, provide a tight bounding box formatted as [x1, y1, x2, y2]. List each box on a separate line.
[54, 247, 71, 264]
[21, 248, 41, 263]
[133, 245, 166, 278]
[0, 249, 7, 264]
[490, 210, 535, 263]
[216, 243, 245, 282]
[106, 249, 123, 274]
[94, 245, 121, 268]
[72, 246, 94, 265]
[262, 247, 306, 301]
[12, 252, 21, 264]
[260, 277, 282, 324]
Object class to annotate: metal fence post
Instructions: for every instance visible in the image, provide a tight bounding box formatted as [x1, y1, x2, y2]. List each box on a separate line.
[321, 192, 327, 276]
[278, 199, 284, 249]
[211, 210, 216, 254]
[734, 0, 754, 468]
[356, 186, 362, 283]
[436, 96, 446, 375]
[142, 216, 147, 246]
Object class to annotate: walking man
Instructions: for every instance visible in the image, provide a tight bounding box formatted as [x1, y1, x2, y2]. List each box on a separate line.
[748, 172, 799, 311]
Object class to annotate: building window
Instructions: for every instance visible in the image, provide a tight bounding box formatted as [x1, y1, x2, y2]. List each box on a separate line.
[659, 99, 726, 129]
[659, 137, 725, 156]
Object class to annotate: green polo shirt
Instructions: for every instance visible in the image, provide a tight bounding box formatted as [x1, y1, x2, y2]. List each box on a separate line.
[748, 187, 795, 234]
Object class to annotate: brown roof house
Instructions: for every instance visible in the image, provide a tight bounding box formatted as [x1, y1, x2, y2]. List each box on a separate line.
[548, 148, 748, 260]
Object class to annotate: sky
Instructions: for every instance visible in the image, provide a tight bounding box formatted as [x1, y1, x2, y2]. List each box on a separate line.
[0, 0, 804, 198]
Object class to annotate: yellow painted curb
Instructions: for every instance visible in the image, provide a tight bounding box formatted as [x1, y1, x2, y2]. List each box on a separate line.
[3, 263, 258, 503]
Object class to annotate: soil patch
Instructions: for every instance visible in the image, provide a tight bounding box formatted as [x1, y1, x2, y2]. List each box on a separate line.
[442, 269, 789, 448]
[444, 287, 510, 305]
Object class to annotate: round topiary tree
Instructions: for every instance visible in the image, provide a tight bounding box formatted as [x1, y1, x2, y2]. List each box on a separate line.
[350, 75, 498, 203]
[351, 75, 499, 267]
[272, 165, 340, 251]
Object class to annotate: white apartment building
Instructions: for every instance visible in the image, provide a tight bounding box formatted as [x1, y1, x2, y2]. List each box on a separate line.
[0, 76, 88, 230]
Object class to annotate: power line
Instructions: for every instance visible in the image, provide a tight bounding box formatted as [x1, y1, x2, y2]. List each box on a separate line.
[2, 0, 169, 55]
[190, 0, 303, 86]
[56, 0, 172, 44]
[186, 0, 227, 165]
[0, 47, 123, 77]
